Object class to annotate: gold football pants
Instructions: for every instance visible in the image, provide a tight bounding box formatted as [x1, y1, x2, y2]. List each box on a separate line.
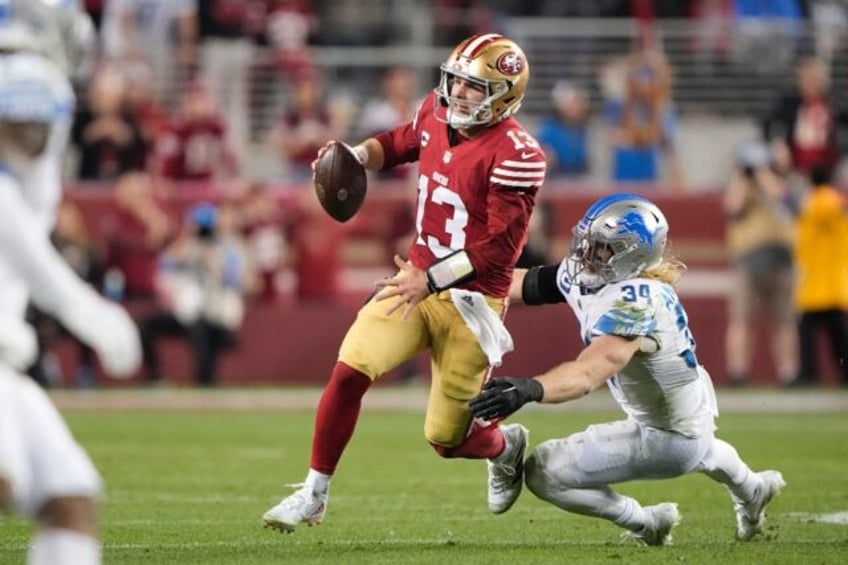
[338, 291, 505, 447]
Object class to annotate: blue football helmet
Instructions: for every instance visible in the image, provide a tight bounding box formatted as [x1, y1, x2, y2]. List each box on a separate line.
[566, 194, 669, 289]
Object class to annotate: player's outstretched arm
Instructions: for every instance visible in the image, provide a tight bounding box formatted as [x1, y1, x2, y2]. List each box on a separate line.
[469, 335, 639, 419]
[0, 179, 141, 378]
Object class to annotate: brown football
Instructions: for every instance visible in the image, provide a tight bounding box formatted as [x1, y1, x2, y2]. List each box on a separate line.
[313, 141, 367, 223]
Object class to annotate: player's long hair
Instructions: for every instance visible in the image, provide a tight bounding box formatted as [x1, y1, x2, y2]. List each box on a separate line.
[640, 253, 687, 286]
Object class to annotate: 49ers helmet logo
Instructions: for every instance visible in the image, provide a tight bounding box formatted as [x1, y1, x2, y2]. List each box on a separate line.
[496, 52, 524, 75]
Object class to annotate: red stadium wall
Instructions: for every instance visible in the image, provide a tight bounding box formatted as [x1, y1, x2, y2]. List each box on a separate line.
[52, 183, 842, 388]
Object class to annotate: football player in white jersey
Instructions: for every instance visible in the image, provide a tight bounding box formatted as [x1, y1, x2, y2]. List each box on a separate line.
[470, 194, 785, 545]
[0, 4, 141, 565]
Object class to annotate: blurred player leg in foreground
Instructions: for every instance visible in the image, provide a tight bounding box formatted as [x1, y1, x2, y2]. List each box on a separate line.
[0, 4, 141, 563]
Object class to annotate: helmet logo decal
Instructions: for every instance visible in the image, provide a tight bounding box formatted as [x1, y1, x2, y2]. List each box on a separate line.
[616, 211, 653, 250]
[497, 52, 524, 75]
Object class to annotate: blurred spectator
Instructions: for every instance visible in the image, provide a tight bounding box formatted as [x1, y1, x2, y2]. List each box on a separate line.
[232, 181, 286, 302]
[535, 80, 591, 179]
[723, 141, 798, 387]
[538, 0, 628, 17]
[604, 50, 684, 190]
[121, 62, 169, 168]
[432, 0, 496, 46]
[356, 66, 420, 180]
[730, 0, 804, 73]
[810, 0, 848, 66]
[140, 202, 252, 387]
[71, 67, 146, 181]
[197, 0, 264, 164]
[26, 201, 103, 388]
[316, 0, 393, 46]
[285, 189, 343, 302]
[264, 0, 318, 82]
[357, 66, 419, 138]
[762, 56, 848, 179]
[688, 0, 734, 75]
[271, 70, 352, 183]
[154, 79, 237, 184]
[100, 0, 198, 103]
[100, 172, 174, 300]
[793, 165, 848, 386]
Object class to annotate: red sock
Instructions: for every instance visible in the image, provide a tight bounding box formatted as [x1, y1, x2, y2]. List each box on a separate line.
[431, 421, 505, 459]
[310, 362, 372, 474]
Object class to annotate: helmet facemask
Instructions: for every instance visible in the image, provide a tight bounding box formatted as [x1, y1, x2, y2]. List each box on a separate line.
[437, 66, 515, 128]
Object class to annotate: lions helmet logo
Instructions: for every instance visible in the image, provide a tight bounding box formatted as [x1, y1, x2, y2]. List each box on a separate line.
[496, 52, 524, 75]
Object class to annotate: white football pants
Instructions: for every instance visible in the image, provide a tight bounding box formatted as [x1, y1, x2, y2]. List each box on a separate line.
[524, 419, 761, 531]
[0, 364, 101, 518]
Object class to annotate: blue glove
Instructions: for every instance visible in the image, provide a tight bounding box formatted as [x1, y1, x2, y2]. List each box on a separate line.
[469, 376, 543, 420]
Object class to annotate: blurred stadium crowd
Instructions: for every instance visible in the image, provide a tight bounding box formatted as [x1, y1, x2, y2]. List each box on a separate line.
[31, 0, 848, 388]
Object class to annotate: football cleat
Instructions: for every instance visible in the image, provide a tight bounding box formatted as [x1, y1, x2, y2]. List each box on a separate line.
[262, 483, 327, 534]
[733, 470, 786, 541]
[625, 502, 681, 546]
[487, 423, 529, 514]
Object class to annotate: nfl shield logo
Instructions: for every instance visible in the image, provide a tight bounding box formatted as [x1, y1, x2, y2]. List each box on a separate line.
[443, 151, 452, 164]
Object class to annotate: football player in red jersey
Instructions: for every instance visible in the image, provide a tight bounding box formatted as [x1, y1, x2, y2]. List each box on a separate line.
[263, 33, 547, 533]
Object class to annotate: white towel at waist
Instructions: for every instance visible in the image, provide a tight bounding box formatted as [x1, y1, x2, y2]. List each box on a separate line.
[449, 289, 513, 367]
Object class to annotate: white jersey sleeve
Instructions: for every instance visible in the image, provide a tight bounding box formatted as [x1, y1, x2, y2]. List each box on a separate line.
[556, 264, 717, 437]
[0, 173, 141, 378]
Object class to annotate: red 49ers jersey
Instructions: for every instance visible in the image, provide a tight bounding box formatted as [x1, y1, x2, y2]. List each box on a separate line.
[157, 116, 231, 181]
[376, 91, 546, 297]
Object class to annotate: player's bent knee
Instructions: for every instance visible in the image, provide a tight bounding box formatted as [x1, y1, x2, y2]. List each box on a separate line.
[524, 448, 547, 496]
[429, 442, 458, 458]
[426, 429, 464, 456]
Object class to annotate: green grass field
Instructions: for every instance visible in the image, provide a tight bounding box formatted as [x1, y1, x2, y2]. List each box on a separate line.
[1, 392, 847, 564]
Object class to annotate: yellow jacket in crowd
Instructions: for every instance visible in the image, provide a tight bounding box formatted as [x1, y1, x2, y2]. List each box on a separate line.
[794, 184, 848, 310]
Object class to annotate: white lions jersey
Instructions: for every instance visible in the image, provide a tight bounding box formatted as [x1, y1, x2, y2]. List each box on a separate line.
[0, 52, 75, 369]
[556, 260, 718, 437]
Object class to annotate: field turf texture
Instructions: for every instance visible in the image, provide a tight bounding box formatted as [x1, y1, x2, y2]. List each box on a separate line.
[1, 388, 846, 564]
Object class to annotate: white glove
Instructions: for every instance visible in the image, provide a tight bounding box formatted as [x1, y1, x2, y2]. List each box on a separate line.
[57, 288, 142, 379]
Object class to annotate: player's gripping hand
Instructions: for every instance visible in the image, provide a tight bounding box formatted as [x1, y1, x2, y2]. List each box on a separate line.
[469, 376, 544, 420]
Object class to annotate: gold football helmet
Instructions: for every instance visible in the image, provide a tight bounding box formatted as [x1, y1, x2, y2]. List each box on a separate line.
[436, 33, 530, 128]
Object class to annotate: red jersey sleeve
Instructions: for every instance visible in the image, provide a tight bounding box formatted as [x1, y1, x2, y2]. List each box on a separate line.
[374, 96, 429, 169]
[466, 144, 546, 279]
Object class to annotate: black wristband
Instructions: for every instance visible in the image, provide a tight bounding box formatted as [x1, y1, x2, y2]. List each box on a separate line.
[522, 264, 565, 305]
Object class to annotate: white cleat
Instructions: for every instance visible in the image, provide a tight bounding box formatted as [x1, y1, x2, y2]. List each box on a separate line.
[626, 503, 681, 546]
[262, 483, 327, 534]
[733, 470, 786, 541]
[487, 423, 529, 514]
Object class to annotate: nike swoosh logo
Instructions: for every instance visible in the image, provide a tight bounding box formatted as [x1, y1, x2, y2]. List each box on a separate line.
[521, 152, 537, 159]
